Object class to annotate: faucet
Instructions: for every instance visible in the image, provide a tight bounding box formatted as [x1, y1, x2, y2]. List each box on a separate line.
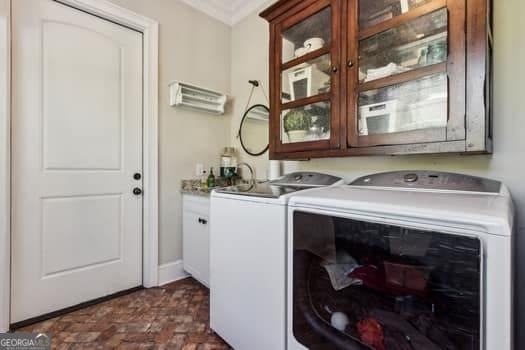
[236, 162, 255, 185]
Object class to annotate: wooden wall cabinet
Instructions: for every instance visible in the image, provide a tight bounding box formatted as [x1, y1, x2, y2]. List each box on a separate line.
[260, 0, 493, 159]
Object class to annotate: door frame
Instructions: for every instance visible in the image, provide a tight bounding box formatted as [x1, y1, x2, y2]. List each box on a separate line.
[0, 0, 160, 332]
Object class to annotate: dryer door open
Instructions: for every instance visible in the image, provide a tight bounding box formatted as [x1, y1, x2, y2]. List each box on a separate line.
[291, 211, 482, 350]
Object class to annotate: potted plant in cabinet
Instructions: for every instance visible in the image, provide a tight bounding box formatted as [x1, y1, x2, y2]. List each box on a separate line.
[283, 110, 312, 143]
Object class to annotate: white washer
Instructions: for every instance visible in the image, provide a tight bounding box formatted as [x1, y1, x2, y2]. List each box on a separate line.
[287, 171, 515, 350]
[210, 172, 343, 350]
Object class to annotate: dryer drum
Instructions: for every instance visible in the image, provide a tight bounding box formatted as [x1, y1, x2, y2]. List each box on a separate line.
[291, 212, 481, 350]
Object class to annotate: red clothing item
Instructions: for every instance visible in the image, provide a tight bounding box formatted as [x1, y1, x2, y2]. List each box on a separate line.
[350, 265, 385, 291]
[349, 263, 428, 297]
[357, 318, 384, 350]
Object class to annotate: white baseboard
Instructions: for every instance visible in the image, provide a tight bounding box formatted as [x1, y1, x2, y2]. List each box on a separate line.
[158, 260, 189, 286]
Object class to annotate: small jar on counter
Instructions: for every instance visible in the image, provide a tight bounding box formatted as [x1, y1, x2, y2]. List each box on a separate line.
[220, 147, 237, 178]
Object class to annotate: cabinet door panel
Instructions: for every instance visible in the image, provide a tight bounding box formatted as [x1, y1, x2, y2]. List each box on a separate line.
[183, 209, 209, 286]
[281, 101, 331, 145]
[348, 0, 466, 148]
[359, 0, 434, 29]
[359, 8, 448, 83]
[358, 73, 447, 137]
[282, 54, 331, 103]
[282, 6, 331, 64]
[274, 0, 341, 154]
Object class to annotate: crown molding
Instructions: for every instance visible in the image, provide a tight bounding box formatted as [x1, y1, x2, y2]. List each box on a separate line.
[180, 0, 270, 26]
[230, 0, 269, 25]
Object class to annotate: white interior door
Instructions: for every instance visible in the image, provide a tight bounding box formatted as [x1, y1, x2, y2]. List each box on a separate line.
[11, 0, 143, 323]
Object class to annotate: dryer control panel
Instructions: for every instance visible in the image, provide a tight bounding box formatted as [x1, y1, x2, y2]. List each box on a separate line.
[351, 171, 501, 193]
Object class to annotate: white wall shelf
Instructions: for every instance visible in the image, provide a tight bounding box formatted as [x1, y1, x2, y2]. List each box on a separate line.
[169, 81, 227, 115]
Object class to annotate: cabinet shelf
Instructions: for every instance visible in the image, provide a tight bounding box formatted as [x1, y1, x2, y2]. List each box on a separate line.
[360, 28, 447, 63]
[281, 46, 331, 71]
[358, 62, 446, 92]
[281, 93, 331, 110]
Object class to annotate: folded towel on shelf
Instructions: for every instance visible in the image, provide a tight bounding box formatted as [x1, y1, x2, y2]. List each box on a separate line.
[365, 63, 410, 82]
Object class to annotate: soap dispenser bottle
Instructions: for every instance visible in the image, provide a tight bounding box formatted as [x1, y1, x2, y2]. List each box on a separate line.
[207, 167, 216, 188]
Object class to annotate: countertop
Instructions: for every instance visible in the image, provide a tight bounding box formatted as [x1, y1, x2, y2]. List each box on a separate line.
[181, 188, 214, 197]
[181, 177, 253, 197]
[181, 178, 229, 198]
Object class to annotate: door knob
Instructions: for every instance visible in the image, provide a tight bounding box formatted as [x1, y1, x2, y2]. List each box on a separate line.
[133, 188, 143, 195]
[133, 173, 142, 180]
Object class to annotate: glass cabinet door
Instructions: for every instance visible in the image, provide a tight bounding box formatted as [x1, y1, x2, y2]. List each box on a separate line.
[348, 0, 466, 148]
[275, 0, 341, 152]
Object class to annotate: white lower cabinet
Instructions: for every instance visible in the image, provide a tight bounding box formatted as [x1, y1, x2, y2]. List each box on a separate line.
[182, 194, 210, 287]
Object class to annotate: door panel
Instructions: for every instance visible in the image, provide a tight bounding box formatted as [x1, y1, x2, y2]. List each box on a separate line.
[43, 21, 123, 170]
[42, 195, 123, 277]
[11, 0, 143, 323]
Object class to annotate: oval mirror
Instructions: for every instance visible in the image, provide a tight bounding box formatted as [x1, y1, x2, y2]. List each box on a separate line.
[239, 104, 270, 156]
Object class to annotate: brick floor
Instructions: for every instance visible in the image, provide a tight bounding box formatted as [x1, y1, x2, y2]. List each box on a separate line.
[15, 278, 231, 350]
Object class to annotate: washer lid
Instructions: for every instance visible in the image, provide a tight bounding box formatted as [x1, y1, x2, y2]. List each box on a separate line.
[288, 185, 514, 236]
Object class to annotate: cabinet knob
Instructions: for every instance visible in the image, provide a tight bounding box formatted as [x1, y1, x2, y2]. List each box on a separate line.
[331, 66, 338, 73]
[133, 188, 142, 195]
[347, 60, 354, 68]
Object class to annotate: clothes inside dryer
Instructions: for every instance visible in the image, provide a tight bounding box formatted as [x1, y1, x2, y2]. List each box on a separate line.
[292, 211, 482, 350]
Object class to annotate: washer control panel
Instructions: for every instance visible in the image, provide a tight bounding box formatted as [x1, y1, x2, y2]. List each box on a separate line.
[272, 172, 343, 188]
[351, 171, 501, 193]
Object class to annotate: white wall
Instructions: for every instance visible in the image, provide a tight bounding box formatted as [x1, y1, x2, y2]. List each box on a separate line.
[230, 9, 271, 179]
[230, 0, 525, 346]
[107, 0, 232, 264]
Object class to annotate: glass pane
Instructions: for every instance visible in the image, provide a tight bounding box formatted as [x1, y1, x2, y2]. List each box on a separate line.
[359, 0, 434, 29]
[358, 73, 447, 136]
[281, 54, 331, 103]
[292, 211, 481, 350]
[281, 101, 330, 144]
[282, 7, 331, 63]
[360, 9, 448, 83]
